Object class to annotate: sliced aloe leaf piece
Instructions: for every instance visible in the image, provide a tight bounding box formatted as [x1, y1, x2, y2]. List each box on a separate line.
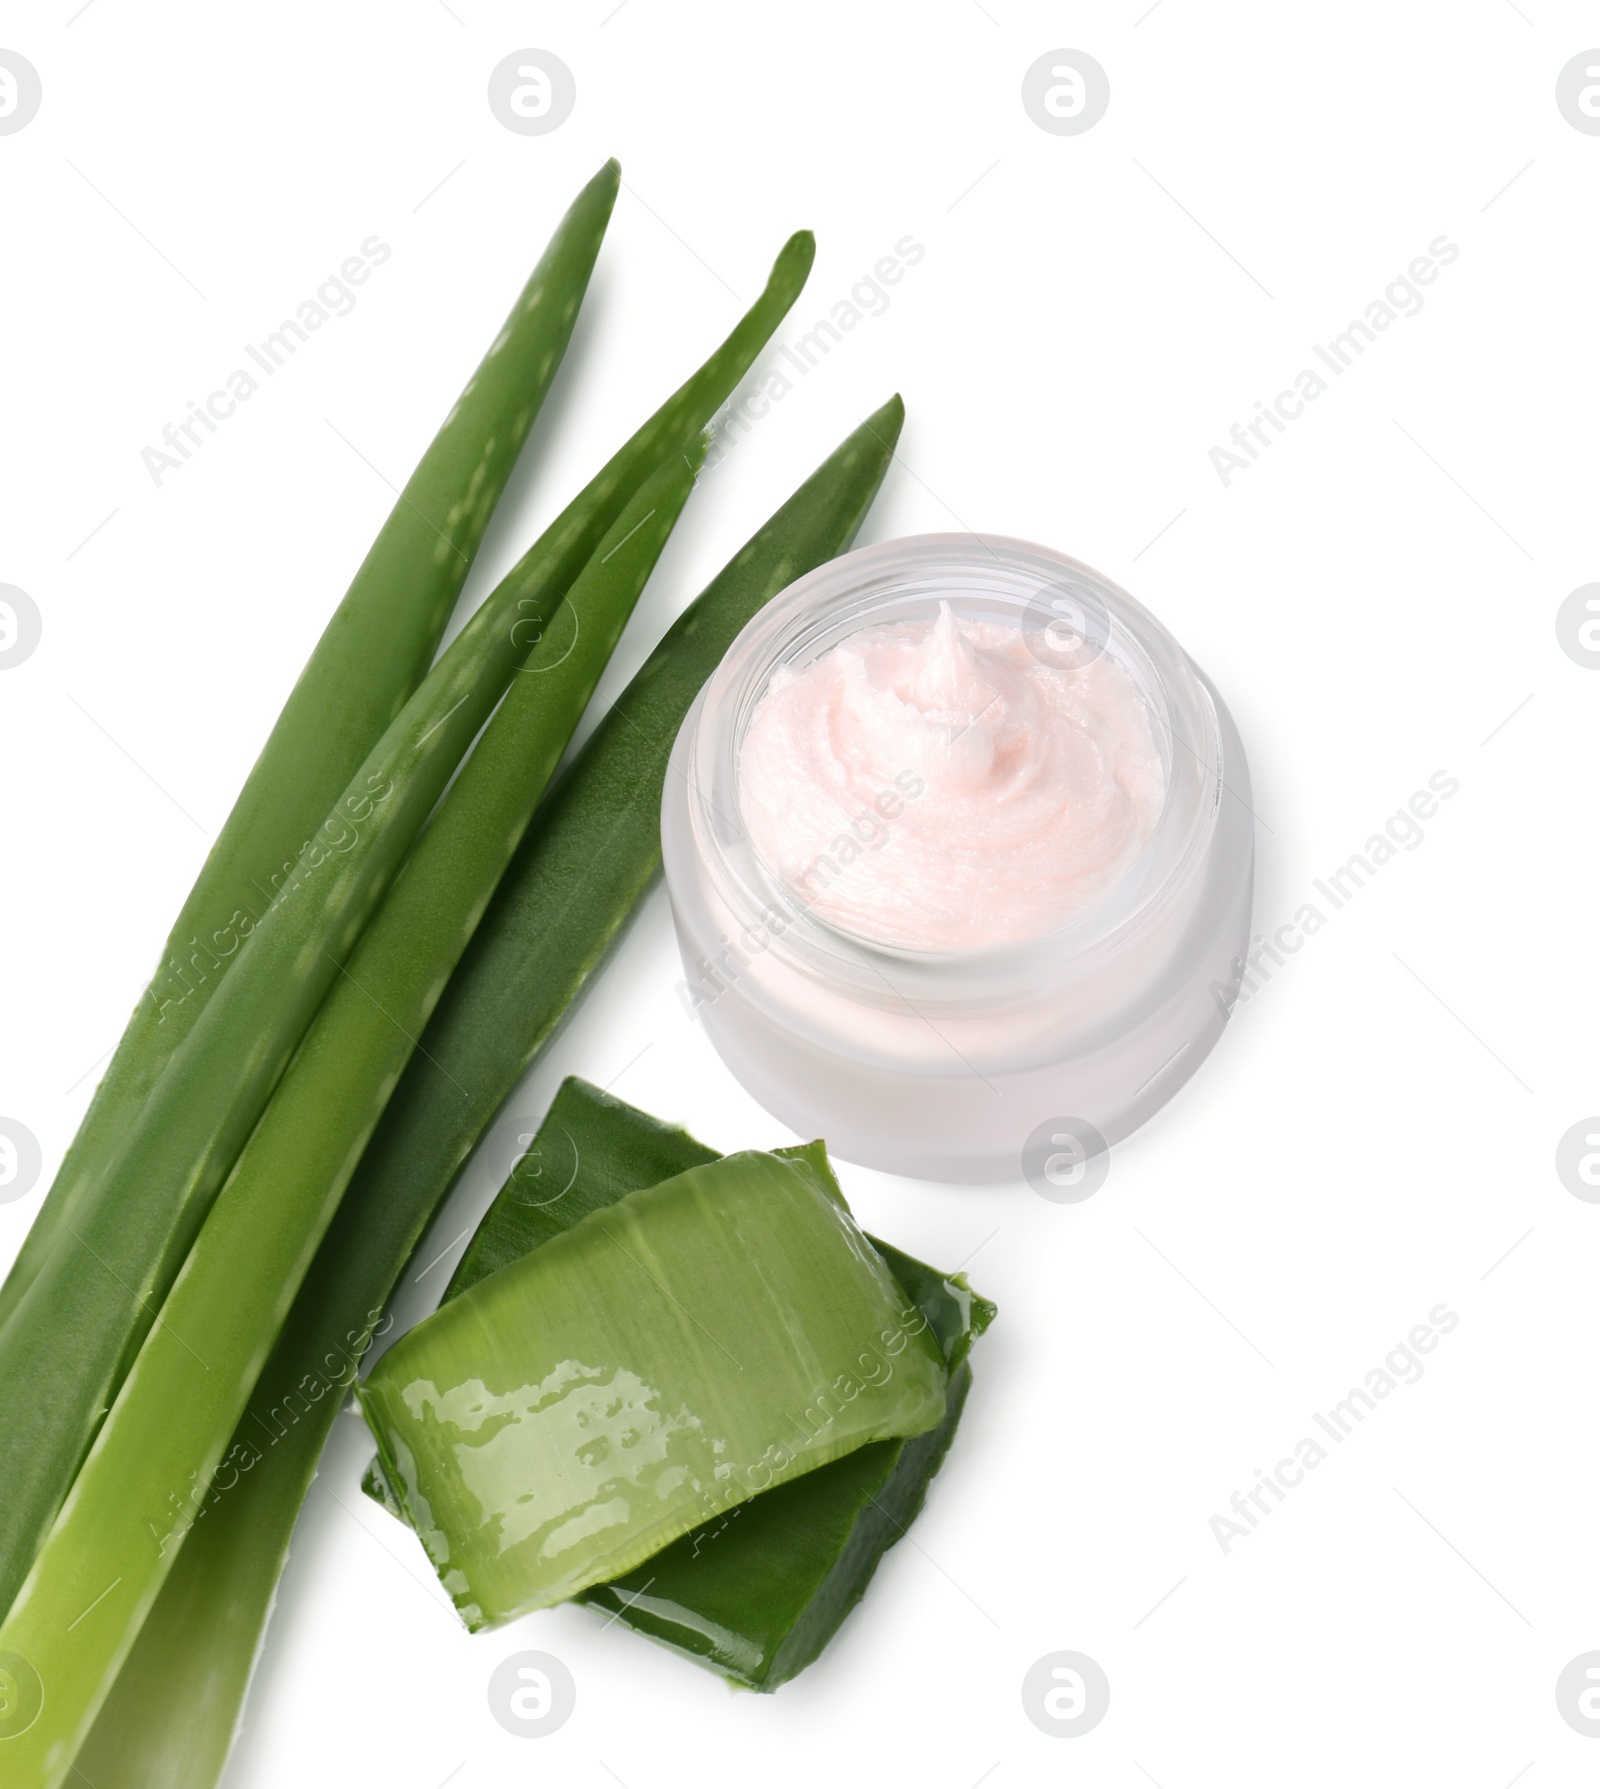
[589, 1359, 974, 1688]
[365, 1077, 994, 1687]
[443, 1082, 719, 1290]
[358, 1147, 948, 1628]
[589, 1245, 989, 1688]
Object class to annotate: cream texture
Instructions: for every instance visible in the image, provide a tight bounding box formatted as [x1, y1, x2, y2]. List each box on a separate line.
[738, 603, 1167, 951]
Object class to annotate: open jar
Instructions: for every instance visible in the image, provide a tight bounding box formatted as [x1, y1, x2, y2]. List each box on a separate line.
[661, 534, 1254, 1184]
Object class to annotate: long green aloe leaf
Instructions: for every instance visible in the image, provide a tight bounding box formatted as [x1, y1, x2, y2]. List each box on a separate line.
[0, 447, 706, 1788]
[332, 394, 906, 1246]
[71, 397, 901, 1789]
[0, 160, 620, 1339]
[359, 1146, 948, 1629]
[0, 231, 815, 1625]
[374, 1078, 994, 1691]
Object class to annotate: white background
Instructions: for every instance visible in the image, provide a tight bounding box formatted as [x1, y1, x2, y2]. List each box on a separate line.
[2, 3, 1597, 1785]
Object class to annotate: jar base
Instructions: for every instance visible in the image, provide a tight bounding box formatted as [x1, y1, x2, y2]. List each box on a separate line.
[689, 819, 1252, 1183]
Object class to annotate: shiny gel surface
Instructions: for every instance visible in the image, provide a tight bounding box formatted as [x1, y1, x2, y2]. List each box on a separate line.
[359, 1150, 947, 1629]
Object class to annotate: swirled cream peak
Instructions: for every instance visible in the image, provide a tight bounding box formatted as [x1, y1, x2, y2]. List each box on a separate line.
[737, 603, 1166, 951]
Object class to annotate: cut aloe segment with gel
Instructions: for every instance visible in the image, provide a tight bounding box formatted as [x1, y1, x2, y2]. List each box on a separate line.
[360, 1149, 948, 1628]
[364, 1076, 995, 1690]
[587, 1241, 991, 1690]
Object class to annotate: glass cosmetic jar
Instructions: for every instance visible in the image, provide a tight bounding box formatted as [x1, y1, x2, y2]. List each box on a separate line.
[661, 534, 1254, 1184]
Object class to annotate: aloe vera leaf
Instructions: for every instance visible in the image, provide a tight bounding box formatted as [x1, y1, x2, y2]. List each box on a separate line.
[0, 161, 620, 1340]
[589, 1297, 986, 1689]
[369, 1075, 995, 1691]
[70, 398, 896, 1789]
[359, 1147, 948, 1630]
[590, 1363, 974, 1688]
[0, 454, 705, 1789]
[452, 1088, 721, 1293]
[869, 1238, 996, 1379]
[0, 233, 815, 1630]
[326, 394, 905, 1270]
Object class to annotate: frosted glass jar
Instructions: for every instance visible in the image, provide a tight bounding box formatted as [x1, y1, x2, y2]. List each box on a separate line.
[661, 534, 1254, 1184]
